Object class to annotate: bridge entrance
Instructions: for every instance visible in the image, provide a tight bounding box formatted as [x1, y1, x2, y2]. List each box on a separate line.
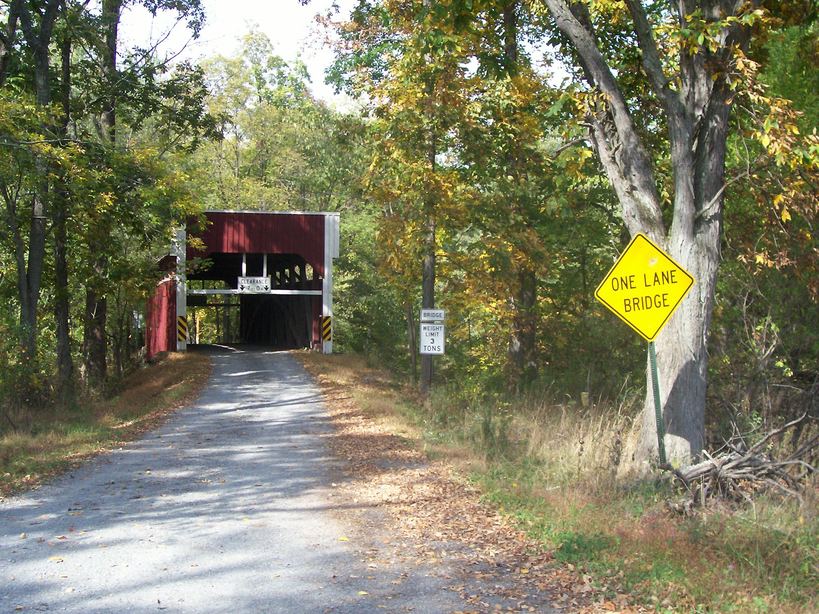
[146, 211, 339, 358]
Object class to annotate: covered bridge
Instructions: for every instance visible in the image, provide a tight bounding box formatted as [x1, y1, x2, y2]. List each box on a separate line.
[146, 211, 339, 358]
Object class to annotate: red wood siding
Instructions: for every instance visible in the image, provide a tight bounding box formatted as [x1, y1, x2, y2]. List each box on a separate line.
[187, 212, 326, 277]
[146, 278, 176, 359]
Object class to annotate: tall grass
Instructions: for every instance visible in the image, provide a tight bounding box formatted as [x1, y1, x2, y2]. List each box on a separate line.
[423, 381, 642, 491]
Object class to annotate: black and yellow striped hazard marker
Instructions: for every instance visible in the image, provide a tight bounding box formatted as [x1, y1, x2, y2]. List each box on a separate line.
[177, 316, 188, 342]
[321, 316, 332, 342]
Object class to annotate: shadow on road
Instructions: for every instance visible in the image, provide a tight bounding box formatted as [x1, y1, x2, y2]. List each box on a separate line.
[0, 346, 463, 613]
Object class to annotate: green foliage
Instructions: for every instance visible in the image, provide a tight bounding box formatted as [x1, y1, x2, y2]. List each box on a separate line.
[188, 31, 369, 213]
[1, 0, 815, 471]
[554, 531, 616, 564]
[707, 16, 819, 440]
[0, 0, 219, 408]
[333, 207, 408, 367]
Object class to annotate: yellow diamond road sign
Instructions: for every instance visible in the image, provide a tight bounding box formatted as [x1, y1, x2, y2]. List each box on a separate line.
[594, 233, 694, 342]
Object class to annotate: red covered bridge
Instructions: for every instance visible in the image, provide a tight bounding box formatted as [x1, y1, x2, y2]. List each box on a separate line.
[146, 211, 339, 358]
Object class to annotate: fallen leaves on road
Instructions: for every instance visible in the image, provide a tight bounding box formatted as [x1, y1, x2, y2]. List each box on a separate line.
[300, 354, 646, 614]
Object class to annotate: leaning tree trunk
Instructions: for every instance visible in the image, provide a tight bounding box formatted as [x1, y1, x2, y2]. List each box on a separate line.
[542, 0, 750, 471]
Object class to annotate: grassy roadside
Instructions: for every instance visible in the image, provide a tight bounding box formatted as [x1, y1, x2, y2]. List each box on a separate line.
[299, 352, 818, 613]
[0, 352, 211, 498]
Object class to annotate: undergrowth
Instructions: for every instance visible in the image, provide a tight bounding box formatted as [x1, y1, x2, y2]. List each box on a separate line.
[0, 352, 211, 497]
[300, 351, 818, 613]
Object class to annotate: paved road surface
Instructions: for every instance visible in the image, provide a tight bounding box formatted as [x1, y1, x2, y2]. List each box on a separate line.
[1, 347, 464, 613]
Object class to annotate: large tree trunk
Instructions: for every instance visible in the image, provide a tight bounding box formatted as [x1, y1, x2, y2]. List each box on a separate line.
[542, 0, 749, 469]
[634, 59, 730, 466]
[15, 0, 62, 365]
[83, 290, 107, 384]
[510, 267, 537, 389]
[634, 233, 720, 466]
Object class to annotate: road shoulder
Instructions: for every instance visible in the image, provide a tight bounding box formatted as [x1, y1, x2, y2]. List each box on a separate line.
[298, 353, 587, 613]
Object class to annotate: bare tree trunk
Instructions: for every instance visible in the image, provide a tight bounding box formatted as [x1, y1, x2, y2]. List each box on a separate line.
[0, 0, 21, 86]
[419, 20, 437, 395]
[406, 302, 418, 383]
[501, 1, 538, 390]
[15, 0, 62, 367]
[419, 220, 435, 395]
[54, 24, 75, 405]
[542, 0, 751, 469]
[510, 267, 537, 389]
[83, 0, 121, 385]
[419, 130, 436, 396]
[83, 291, 107, 383]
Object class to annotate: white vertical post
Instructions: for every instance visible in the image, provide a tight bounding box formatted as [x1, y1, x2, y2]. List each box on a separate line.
[262, 253, 268, 279]
[174, 227, 187, 352]
[241, 253, 247, 277]
[322, 213, 340, 354]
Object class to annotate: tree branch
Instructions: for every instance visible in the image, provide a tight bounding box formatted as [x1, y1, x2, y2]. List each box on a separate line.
[623, 0, 679, 115]
[550, 136, 587, 157]
[541, 0, 665, 239]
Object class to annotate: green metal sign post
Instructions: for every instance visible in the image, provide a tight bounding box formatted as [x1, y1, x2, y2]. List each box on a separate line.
[648, 341, 667, 466]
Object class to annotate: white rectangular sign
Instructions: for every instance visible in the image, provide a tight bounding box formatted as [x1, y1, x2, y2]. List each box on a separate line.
[420, 323, 445, 355]
[238, 276, 271, 293]
[420, 309, 445, 322]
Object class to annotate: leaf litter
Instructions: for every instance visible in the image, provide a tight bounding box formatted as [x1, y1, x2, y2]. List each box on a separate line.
[300, 355, 646, 614]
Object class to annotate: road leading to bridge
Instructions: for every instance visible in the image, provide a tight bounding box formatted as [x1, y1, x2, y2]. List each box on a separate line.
[0, 347, 465, 613]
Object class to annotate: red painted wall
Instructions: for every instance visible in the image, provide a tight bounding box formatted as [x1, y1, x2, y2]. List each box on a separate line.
[187, 212, 326, 277]
[146, 278, 176, 359]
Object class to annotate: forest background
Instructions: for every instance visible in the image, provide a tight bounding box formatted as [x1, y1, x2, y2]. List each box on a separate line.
[1, 1, 817, 608]
[1, 0, 818, 512]
[3, 0, 814, 458]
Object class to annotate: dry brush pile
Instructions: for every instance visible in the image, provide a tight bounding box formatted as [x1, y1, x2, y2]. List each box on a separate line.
[668, 414, 817, 514]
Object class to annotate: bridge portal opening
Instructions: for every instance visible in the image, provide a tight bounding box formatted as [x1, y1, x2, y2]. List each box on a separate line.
[146, 211, 339, 358]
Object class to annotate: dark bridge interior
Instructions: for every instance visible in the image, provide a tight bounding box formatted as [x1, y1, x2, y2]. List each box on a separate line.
[187, 252, 322, 349]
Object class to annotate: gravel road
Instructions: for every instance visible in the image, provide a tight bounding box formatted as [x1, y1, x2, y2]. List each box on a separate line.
[0, 347, 466, 613]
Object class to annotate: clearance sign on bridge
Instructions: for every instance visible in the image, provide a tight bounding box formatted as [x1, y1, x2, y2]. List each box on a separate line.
[595, 233, 694, 341]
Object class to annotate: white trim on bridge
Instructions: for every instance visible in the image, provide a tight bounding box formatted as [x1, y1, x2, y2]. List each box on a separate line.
[187, 289, 323, 296]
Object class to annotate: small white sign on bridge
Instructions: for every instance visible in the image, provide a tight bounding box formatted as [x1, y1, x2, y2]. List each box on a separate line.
[238, 276, 271, 293]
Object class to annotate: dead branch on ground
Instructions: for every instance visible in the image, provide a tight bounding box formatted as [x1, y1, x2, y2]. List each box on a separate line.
[668, 413, 817, 514]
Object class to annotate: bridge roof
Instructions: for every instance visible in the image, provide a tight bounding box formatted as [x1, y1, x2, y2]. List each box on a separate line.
[187, 211, 335, 277]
